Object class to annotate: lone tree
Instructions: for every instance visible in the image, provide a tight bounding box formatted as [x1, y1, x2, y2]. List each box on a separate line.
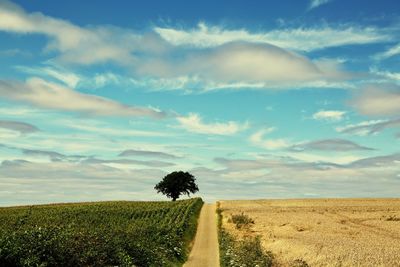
[154, 171, 199, 201]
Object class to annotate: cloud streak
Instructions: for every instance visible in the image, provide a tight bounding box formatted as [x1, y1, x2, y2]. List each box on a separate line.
[176, 113, 248, 135]
[0, 120, 39, 134]
[82, 157, 175, 168]
[190, 152, 400, 199]
[15, 65, 81, 88]
[0, 1, 363, 91]
[374, 43, 400, 60]
[2, 143, 175, 167]
[313, 110, 346, 122]
[337, 119, 400, 136]
[308, 0, 332, 10]
[119, 149, 179, 159]
[155, 22, 389, 52]
[249, 128, 290, 150]
[0, 159, 168, 205]
[0, 0, 139, 65]
[0, 78, 166, 118]
[290, 139, 375, 152]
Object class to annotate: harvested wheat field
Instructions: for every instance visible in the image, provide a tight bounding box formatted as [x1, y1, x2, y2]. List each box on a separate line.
[219, 199, 400, 267]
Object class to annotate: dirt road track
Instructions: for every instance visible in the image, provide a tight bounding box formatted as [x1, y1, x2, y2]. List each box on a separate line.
[184, 203, 220, 267]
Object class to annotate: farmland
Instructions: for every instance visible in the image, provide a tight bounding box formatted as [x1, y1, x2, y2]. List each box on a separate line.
[219, 199, 400, 267]
[0, 198, 203, 267]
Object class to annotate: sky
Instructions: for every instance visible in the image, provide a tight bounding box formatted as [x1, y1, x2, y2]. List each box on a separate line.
[0, 0, 399, 205]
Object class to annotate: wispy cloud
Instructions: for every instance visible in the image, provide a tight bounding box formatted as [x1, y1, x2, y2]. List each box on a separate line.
[16, 64, 144, 90]
[2, 143, 86, 162]
[0, 48, 31, 57]
[155, 22, 389, 52]
[374, 43, 400, 60]
[308, 0, 332, 10]
[2, 1, 396, 94]
[2, 143, 176, 168]
[119, 149, 179, 159]
[0, 0, 139, 65]
[0, 120, 39, 134]
[249, 128, 291, 150]
[19, 148, 87, 162]
[337, 119, 400, 136]
[312, 110, 346, 122]
[290, 139, 375, 152]
[0, 106, 44, 116]
[63, 122, 171, 137]
[15, 65, 81, 88]
[0, 1, 362, 91]
[176, 113, 248, 135]
[82, 157, 175, 168]
[195, 152, 400, 199]
[0, 159, 168, 205]
[0, 78, 166, 118]
[350, 153, 400, 168]
[369, 68, 400, 84]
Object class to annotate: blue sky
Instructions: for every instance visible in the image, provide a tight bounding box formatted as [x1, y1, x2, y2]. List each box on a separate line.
[0, 0, 399, 205]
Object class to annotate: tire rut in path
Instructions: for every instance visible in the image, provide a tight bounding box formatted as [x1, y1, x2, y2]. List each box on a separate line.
[184, 203, 220, 267]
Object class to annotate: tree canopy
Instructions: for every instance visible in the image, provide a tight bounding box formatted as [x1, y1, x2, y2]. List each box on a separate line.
[154, 171, 199, 201]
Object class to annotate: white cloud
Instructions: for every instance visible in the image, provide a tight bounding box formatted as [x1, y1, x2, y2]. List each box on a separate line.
[138, 42, 349, 87]
[374, 43, 400, 60]
[0, 0, 138, 65]
[308, 0, 332, 10]
[312, 110, 346, 121]
[253, 127, 277, 138]
[350, 85, 400, 116]
[0, 1, 360, 91]
[176, 113, 248, 135]
[249, 128, 291, 150]
[91, 72, 122, 88]
[288, 153, 363, 165]
[0, 128, 20, 140]
[258, 139, 290, 150]
[0, 77, 165, 118]
[154, 22, 389, 52]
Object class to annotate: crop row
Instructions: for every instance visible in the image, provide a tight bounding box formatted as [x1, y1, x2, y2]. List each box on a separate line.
[0, 198, 203, 267]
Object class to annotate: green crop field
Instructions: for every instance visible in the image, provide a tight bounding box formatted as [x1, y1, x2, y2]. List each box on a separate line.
[0, 198, 203, 267]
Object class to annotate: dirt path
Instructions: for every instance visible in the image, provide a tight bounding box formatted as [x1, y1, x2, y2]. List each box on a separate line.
[184, 203, 220, 267]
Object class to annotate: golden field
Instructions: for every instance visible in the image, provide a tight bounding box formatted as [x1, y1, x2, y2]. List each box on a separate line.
[219, 199, 400, 267]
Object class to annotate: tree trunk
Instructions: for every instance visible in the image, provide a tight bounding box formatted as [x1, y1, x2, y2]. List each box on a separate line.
[172, 197, 177, 201]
